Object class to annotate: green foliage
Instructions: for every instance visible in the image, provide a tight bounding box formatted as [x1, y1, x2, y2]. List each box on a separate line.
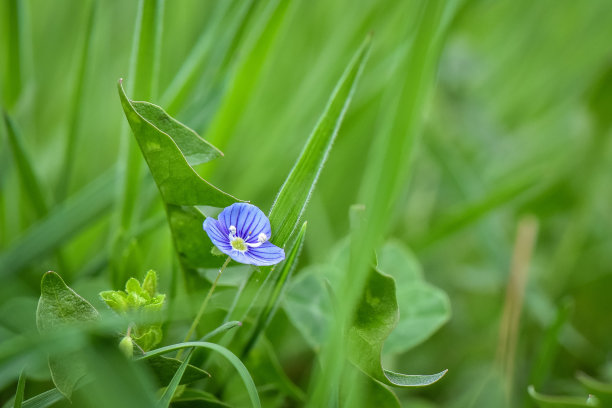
[3, 0, 612, 406]
[36, 272, 99, 399]
[100, 270, 165, 350]
[139, 342, 261, 408]
[118, 81, 240, 277]
[285, 238, 448, 396]
[268, 36, 371, 247]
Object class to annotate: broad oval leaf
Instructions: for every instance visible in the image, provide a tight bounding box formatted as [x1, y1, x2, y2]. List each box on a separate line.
[36, 272, 99, 399]
[284, 239, 449, 388]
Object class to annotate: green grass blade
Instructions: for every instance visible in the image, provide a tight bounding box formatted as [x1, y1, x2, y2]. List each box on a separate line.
[21, 388, 64, 408]
[1, 0, 24, 109]
[55, 0, 97, 201]
[158, 351, 192, 407]
[203, 0, 290, 148]
[139, 342, 261, 408]
[200, 321, 242, 341]
[268, 35, 371, 247]
[13, 369, 26, 408]
[241, 221, 307, 356]
[0, 168, 117, 277]
[160, 0, 253, 114]
[117, 0, 165, 232]
[309, 1, 453, 404]
[2, 112, 48, 217]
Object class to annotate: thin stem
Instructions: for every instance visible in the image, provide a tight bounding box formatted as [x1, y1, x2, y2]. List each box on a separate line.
[178, 256, 231, 359]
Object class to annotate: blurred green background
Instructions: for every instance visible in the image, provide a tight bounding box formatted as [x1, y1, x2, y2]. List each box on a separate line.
[1, 0, 612, 406]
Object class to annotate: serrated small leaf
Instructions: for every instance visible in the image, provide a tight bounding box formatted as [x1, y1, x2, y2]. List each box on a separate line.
[125, 277, 142, 294]
[142, 270, 157, 297]
[36, 272, 99, 399]
[132, 326, 163, 351]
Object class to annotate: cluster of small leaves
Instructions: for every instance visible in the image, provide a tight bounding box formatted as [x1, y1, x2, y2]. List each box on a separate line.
[100, 270, 166, 351]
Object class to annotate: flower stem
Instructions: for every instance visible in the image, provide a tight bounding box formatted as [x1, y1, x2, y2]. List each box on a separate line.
[178, 256, 231, 358]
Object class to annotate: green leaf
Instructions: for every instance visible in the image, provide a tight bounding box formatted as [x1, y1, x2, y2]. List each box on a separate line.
[36, 272, 99, 399]
[138, 342, 261, 408]
[341, 368, 401, 408]
[528, 386, 598, 407]
[347, 267, 447, 387]
[142, 269, 157, 297]
[132, 326, 163, 351]
[377, 241, 451, 355]
[118, 82, 237, 207]
[118, 81, 241, 274]
[21, 388, 65, 408]
[284, 239, 448, 388]
[36, 272, 99, 332]
[268, 35, 371, 247]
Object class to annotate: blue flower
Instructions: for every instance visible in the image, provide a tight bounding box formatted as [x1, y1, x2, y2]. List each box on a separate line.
[203, 203, 285, 266]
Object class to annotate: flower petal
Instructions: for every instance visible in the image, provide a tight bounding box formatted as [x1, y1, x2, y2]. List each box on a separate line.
[203, 217, 232, 252]
[218, 203, 271, 243]
[243, 242, 285, 266]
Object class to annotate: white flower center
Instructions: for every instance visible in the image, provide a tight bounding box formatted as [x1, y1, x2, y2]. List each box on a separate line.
[227, 225, 268, 252]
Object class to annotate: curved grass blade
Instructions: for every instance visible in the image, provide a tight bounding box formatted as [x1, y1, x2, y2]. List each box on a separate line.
[268, 35, 371, 247]
[203, 0, 290, 148]
[201, 321, 242, 342]
[138, 342, 261, 408]
[528, 386, 597, 407]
